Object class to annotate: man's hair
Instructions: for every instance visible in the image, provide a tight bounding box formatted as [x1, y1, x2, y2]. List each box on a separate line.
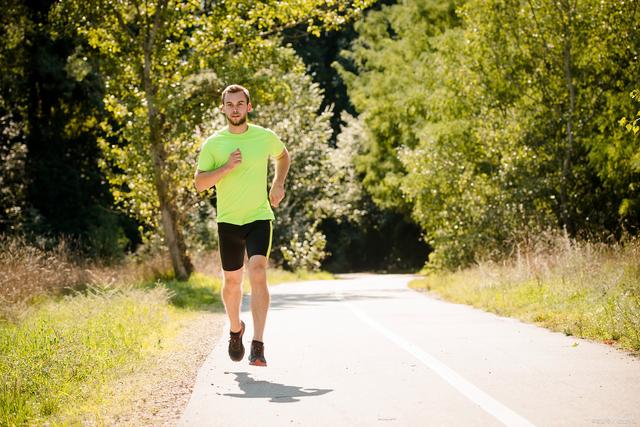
[221, 84, 251, 105]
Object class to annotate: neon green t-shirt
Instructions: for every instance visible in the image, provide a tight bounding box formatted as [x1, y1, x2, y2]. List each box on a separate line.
[197, 124, 285, 225]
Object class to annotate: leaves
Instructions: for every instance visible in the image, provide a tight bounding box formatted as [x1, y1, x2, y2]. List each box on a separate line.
[48, 0, 375, 271]
[340, 0, 640, 269]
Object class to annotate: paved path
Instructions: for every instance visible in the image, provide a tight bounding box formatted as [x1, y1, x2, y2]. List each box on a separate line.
[179, 274, 640, 427]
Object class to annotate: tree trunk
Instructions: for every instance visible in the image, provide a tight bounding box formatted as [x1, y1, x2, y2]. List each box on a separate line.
[149, 125, 194, 280]
[142, 1, 193, 280]
[560, 6, 576, 236]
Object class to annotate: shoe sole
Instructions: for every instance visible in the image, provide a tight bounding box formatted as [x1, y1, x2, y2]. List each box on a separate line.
[249, 359, 267, 367]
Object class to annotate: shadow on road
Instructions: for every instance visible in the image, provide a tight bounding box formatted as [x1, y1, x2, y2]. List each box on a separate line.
[241, 289, 414, 311]
[223, 372, 333, 403]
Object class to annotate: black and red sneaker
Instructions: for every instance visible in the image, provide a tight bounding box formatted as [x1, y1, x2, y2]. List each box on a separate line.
[249, 340, 267, 367]
[228, 321, 245, 362]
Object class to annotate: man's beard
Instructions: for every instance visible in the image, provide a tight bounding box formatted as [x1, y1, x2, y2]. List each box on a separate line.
[227, 114, 247, 126]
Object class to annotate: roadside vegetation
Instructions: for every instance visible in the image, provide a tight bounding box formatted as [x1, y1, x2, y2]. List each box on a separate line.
[3, 0, 640, 423]
[1, 286, 182, 426]
[410, 233, 640, 353]
[0, 236, 329, 426]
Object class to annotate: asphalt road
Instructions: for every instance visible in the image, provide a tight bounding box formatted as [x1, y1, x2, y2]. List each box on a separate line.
[178, 274, 640, 427]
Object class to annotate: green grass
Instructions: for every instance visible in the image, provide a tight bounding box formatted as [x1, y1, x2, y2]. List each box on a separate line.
[154, 269, 331, 308]
[0, 285, 182, 426]
[0, 268, 330, 425]
[0, 271, 226, 426]
[410, 253, 640, 353]
[152, 272, 224, 311]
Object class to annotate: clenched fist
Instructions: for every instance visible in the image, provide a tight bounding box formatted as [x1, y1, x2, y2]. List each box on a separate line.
[269, 183, 285, 207]
[226, 148, 242, 171]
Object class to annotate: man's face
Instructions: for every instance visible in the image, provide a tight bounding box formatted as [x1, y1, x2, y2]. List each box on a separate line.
[222, 91, 252, 126]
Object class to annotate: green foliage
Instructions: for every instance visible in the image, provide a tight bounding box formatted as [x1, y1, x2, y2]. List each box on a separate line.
[0, 1, 129, 253]
[0, 104, 27, 233]
[0, 0, 30, 233]
[620, 89, 640, 136]
[322, 113, 430, 272]
[340, 0, 640, 269]
[47, 0, 377, 278]
[610, 88, 640, 220]
[337, 0, 460, 211]
[330, 112, 370, 222]
[281, 223, 328, 271]
[249, 66, 336, 269]
[460, 0, 640, 235]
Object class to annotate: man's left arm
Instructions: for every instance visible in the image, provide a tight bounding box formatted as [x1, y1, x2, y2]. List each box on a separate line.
[269, 147, 290, 208]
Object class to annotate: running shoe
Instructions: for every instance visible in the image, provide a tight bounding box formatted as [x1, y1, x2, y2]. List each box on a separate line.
[228, 321, 245, 362]
[249, 340, 267, 367]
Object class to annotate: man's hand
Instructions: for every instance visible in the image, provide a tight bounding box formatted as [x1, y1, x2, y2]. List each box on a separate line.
[226, 149, 242, 171]
[269, 183, 285, 207]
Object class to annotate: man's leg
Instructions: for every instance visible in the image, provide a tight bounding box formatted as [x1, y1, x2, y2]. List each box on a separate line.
[217, 222, 246, 335]
[245, 220, 272, 366]
[248, 255, 269, 342]
[222, 268, 244, 333]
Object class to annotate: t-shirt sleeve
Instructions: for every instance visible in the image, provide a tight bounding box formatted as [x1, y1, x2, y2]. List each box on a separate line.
[268, 132, 285, 157]
[196, 140, 217, 171]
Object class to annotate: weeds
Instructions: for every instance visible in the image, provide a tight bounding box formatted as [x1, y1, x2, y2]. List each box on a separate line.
[411, 233, 640, 352]
[0, 234, 174, 320]
[0, 286, 176, 426]
[0, 233, 324, 425]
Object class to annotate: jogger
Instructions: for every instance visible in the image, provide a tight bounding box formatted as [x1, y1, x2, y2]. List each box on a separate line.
[194, 84, 291, 366]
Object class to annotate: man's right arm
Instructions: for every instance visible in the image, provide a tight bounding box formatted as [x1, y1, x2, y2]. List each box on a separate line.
[194, 148, 242, 192]
[194, 166, 230, 192]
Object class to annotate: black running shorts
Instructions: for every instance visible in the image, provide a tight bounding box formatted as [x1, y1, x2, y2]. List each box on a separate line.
[217, 220, 273, 271]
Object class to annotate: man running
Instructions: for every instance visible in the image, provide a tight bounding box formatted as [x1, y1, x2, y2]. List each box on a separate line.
[194, 84, 290, 367]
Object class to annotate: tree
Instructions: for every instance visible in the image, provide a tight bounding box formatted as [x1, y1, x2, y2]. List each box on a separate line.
[50, 0, 375, 279]
[461, 0, 640, 236]
[337, 0, 460, 212]
[0, 0, 29, 233]
[340, 0, 640, 269]
[1, 0, 129, 260]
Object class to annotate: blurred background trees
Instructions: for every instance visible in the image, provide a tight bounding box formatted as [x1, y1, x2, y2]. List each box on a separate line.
[1, 0, 637, 275]
[337, 0, 639, 269]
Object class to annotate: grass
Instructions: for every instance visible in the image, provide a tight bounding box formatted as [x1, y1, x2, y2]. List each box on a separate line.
[0, 265, 232, 426]
[0, 235, 332, 425]
[0, 235, 174, 320]
[154, 272, 223, 311]
[0, 285, 182, 426]
[410, 234, 640, 353]
[154, 269, 332, 305]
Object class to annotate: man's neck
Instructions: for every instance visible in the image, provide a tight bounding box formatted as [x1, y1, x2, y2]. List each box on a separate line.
[228, 122, 249, 134]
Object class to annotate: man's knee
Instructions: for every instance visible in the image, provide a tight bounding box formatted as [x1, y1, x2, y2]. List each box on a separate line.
[223, 270, 243, 289]
[248, 265, 266, 281]
[248, 256, 267, 281]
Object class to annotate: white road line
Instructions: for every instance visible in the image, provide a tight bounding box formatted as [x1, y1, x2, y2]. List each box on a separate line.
[343, 300, 537, 427]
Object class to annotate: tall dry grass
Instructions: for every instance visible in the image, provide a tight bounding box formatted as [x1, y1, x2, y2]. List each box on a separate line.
[411, 231, 640, 352]
[0, 235, 177, 319]
[0, 236, 86, 304]
[480, 231, 640, 289]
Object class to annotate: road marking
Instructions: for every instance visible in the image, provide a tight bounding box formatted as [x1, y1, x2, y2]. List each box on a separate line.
[343, 300, 537, 427]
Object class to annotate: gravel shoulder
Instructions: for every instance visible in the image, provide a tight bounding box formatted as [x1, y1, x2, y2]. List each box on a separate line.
[99, 311, 225, 426]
